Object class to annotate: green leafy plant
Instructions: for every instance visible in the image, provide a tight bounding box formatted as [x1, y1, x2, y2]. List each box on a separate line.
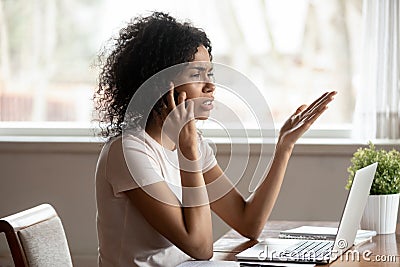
[346, 142, 400, 195]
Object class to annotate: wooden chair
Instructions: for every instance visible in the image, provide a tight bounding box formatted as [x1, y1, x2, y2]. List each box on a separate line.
[0, 203, 73, 267]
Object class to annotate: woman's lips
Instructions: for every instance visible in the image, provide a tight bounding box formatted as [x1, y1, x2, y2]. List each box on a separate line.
[200, 99, 214, 111]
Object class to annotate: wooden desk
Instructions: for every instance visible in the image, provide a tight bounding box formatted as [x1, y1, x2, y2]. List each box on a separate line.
[213, 221, 400, 266]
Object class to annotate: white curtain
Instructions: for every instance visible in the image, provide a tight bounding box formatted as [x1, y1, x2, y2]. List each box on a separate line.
[353, 0, 400, 140]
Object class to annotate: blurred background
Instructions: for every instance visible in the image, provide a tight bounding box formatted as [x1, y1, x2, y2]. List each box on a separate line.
[0, 0, 362, 132]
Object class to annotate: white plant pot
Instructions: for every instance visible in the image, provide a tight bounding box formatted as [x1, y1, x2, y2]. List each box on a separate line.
[360, 193, 400, 234]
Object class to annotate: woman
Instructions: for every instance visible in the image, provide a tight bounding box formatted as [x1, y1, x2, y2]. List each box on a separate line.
[94, 12, 336, 267]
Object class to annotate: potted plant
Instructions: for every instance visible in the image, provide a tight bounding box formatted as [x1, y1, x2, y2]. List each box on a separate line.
[346, 142, 400, 234]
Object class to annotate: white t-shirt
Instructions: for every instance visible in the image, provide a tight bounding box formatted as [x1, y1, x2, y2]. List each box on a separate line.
[96, 130, 217, 267]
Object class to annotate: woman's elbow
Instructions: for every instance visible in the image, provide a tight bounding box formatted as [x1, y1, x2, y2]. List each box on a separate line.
[192, 249, 213, 260]
[239, 223, 263, 240]
[188, 244, 213, 260]
[241, 231, 260, 241]
[181, 236, 213, 260]
[239, 231, 260, 240]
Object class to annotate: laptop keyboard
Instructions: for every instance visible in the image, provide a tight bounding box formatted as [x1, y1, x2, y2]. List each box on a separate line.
[282, 240, 334, 260]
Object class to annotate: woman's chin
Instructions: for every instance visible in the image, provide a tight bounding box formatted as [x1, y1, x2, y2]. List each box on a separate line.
[194, 111, 210, 120]
[197, 116, 208, 120]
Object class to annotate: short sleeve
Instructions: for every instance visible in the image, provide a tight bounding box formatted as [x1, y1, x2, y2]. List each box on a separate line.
[108, 135, 164, 195]
[199, 137, 217, 173]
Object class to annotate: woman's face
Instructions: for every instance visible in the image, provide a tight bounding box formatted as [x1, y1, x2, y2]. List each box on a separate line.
[174, 45, 215, 120]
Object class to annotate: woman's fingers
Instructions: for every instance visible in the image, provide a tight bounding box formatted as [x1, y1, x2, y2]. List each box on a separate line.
[289, 91, 335, 131]
[177, 91, 187, 112]
[300, 91, 336, 120]
[291, 105, 329, 135]
[309, 92, 333, 110]
[167, 83, 191, 115]
[166, 85, 193, 121]
[167, 83, 176, 110]
[300, 92, 329, 114]
[302, 91, 336, 115]
[294, 104, 308, 115]
[303, 93, 334, 125]
[186, 99, 194, 119]
[307, 106, 329, 124]
[280, 91, 336, 145]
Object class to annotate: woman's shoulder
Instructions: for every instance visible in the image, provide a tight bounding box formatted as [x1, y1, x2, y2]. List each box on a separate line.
[122, 130, 146, 143]
[102, 131, 147, 156]
[101, 135, 123, 157]
[123, 130, 158, 147]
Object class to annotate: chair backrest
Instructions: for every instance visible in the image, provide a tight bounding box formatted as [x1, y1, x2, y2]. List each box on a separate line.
[0, 203, 73, 267]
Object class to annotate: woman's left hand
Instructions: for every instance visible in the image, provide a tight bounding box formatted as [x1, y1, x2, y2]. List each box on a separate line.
[278, 91, 337, 151]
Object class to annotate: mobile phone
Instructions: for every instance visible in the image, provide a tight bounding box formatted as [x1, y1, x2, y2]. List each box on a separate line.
[173, 90, 179, 105]
[173, 90, 188, 107]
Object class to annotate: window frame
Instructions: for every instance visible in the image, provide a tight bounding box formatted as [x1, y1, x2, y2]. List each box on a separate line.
[0, 121, 353, 140]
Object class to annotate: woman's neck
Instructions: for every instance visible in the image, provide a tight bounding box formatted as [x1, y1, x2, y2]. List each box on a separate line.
[145, 117, 176, 151]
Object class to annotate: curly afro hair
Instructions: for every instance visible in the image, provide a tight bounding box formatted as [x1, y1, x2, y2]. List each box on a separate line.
[94, 12, 212, 138]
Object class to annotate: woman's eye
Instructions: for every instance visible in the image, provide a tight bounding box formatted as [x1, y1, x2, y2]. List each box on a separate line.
[189, 72, 214, 81]
[190, 73, 201, 79]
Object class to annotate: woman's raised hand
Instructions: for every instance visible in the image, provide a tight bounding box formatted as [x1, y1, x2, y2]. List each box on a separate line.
[163, 83, 198, 156]
[278, 91, 337, 150]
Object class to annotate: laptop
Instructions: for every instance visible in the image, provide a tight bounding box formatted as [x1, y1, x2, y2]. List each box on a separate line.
[235, 162, 378, 264]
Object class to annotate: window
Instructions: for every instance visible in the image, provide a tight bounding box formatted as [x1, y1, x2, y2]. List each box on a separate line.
[0, 0, 362, 137]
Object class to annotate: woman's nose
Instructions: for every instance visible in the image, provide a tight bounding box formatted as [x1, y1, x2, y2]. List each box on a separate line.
[204, 83, 215, 94]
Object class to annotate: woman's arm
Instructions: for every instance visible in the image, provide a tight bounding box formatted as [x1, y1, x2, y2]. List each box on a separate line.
[123, 138, 214, 259]
[125, 172, 213, 259]
[125, 89, 214, 259]
[204, 91, 337, 239]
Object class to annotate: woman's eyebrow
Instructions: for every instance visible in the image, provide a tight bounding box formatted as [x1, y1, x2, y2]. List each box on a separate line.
[188, 66, 214, 72]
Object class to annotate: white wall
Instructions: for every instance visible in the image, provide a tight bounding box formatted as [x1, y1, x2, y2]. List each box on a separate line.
[0, 140, 398, 266]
